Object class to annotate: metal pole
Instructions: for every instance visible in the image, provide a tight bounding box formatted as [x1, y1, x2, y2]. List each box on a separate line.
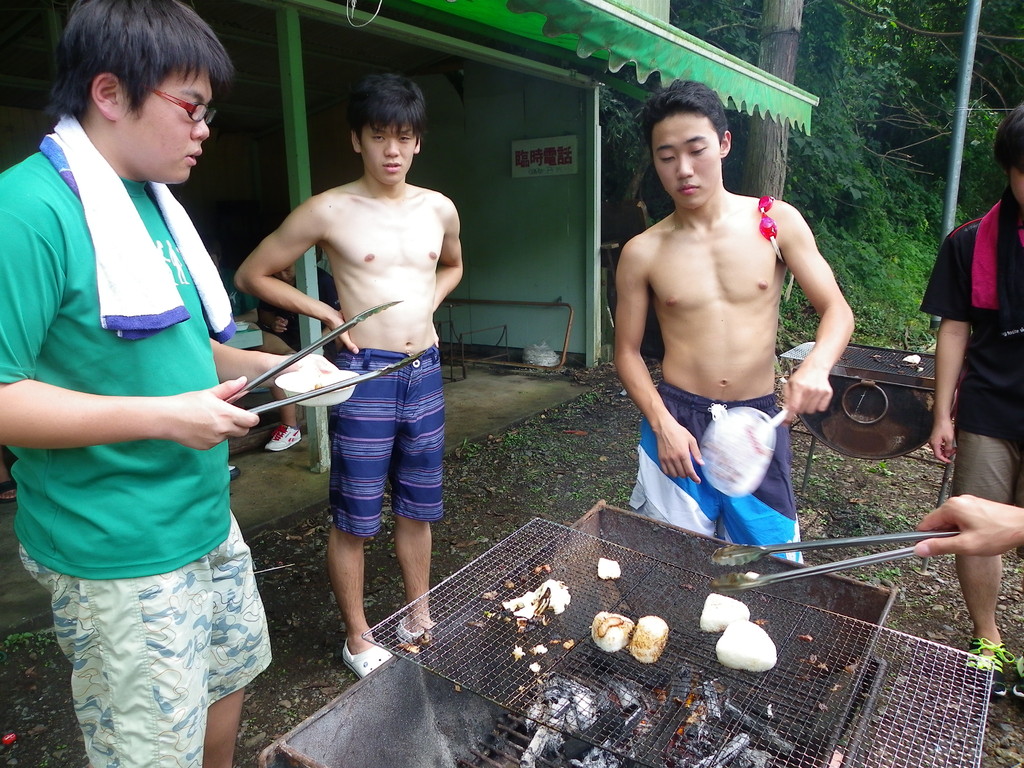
[933, 0, 982, 328]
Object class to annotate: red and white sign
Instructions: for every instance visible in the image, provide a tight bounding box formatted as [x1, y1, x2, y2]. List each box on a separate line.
[511, 135, 578, 178]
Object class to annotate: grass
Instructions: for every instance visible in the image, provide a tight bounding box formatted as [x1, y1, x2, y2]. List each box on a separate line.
[502, 430, 529, 449]
[2, 629, 56, 653]
[455, 438, 481, 460]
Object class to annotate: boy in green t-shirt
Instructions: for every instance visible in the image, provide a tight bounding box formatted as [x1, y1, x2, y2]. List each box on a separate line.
[0, 1, 335, 766]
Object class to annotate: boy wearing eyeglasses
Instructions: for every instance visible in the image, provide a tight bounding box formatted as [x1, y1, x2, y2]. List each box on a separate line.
[614, 80, 853, 551]
[236, 73, 463, 679]
[0, 1, 336, 766]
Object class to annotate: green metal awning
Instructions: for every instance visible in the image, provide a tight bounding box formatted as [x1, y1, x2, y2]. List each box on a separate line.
[396, 0, 818, 133]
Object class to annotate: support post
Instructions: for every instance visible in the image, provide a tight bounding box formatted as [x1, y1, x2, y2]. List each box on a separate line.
[277, 7, 329, 473]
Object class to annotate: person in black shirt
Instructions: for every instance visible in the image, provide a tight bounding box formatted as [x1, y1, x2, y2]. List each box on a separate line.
[920, 102, 1024, 698]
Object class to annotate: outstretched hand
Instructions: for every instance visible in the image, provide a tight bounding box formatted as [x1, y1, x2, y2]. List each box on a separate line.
[914, 495, 1024, 558]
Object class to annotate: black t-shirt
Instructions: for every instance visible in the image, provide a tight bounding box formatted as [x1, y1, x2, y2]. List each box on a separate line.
[921, 219, 1024, 440]
[258, 267, 340, 351]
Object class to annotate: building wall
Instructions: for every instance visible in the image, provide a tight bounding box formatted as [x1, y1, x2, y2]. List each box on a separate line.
[0, 106, 52, 171]
[428, 63, 593, 359]
[212, 64, 596, 359]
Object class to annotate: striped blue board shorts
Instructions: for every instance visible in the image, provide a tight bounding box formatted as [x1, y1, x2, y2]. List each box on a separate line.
[629, 383, 801, 560]
[329, 346, 445, 537]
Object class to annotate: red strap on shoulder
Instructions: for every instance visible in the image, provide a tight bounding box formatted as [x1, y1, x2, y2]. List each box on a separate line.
[758, 196, 783, 262]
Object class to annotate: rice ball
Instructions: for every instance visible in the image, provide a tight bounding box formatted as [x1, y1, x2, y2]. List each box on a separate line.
[700, 593, 751, 632]
[591, 611, 634, 653]
[715, 620, 777, 672]
[597, 557, 621, 580]
[628, 615, 669, 664]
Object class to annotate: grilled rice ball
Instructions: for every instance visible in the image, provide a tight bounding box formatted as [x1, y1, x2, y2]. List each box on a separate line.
[591, 611, 634, 653]
[628, 615, 669, 663]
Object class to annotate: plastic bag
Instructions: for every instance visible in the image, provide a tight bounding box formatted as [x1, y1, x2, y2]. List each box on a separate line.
[700, 405, 787, 497]
[523, 340, 559, 367]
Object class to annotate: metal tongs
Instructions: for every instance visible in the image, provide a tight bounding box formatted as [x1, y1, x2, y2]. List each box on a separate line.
[708, 530, 959, 592]
[229, 300, 421, 415]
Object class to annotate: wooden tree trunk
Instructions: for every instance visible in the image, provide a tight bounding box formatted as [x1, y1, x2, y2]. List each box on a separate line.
[741, 0, 804, 198]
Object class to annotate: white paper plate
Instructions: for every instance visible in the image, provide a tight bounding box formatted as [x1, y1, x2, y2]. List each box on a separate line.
[275, 369, 359, 407]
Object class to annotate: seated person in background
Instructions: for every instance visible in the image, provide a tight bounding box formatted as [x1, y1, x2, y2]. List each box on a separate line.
[258, 264, 340, 452]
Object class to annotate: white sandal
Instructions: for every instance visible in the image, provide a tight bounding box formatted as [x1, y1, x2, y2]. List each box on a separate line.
[396, 620, 432, 644]
[341, 641, 392, 678]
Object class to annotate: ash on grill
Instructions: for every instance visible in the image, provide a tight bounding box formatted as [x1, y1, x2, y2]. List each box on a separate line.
[521, 668, 782, 768]
[459, 664, 783, 768]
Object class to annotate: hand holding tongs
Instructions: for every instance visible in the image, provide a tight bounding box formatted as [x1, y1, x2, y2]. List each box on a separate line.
[708, 530, 959, 592]
[247, 347, 425, 415]
[228, 300, 417, 414]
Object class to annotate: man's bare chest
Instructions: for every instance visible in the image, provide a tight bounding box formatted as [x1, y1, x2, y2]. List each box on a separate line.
[649, 240, 781, 311]
[328, 209, 445, 268]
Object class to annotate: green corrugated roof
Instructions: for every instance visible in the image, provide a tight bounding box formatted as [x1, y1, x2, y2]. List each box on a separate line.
[398, 0, 817, 133]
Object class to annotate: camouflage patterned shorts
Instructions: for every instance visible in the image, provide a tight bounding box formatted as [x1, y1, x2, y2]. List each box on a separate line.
[20, 515, 271, 768]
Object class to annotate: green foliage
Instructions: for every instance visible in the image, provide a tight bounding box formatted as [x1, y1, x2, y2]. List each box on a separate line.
[669, 0, 762, 63]
[599, 89, 647, 202]
[455, 438, 481, 460]
[780, 0, 1024, 346]
[2, 630, 55, 653]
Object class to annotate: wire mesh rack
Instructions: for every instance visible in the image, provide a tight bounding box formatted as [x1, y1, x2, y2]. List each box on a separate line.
[369, 518, 988, 768]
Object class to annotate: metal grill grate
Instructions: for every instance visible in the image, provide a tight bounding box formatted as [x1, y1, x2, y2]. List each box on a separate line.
[782, 343, 935, 390]
[833, 345, 935, 388]
[850, 632, 989, 767]
[370, 519, 987, 768]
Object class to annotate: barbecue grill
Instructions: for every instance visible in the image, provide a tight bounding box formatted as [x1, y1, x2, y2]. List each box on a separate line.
[782, 343, 936, 461]
[260, 504, 988, 768]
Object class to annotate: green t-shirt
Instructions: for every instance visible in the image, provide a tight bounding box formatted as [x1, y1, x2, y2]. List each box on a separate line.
[0, 153, 230, 579]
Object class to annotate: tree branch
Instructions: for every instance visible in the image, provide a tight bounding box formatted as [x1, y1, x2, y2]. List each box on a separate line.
[833, 0, 1024, 43]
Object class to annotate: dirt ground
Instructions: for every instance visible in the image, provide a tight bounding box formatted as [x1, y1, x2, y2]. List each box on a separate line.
[3, 362, 1024, 767]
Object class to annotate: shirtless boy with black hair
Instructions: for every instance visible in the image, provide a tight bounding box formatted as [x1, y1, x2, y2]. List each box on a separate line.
[236, 73, 463, 678]
[615, 80, 853, 551]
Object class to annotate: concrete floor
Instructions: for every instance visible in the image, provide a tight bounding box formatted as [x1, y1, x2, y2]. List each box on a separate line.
[0, 368, 583, 635]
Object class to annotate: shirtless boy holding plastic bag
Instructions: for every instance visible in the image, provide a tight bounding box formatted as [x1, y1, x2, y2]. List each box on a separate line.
[614, 80, 853, 553]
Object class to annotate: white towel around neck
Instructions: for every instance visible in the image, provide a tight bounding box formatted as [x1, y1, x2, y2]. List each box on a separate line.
[42, 116, 234, 341]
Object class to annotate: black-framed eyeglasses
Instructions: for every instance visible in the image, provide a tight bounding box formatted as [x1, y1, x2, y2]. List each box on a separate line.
[151, 89, 216, 125]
